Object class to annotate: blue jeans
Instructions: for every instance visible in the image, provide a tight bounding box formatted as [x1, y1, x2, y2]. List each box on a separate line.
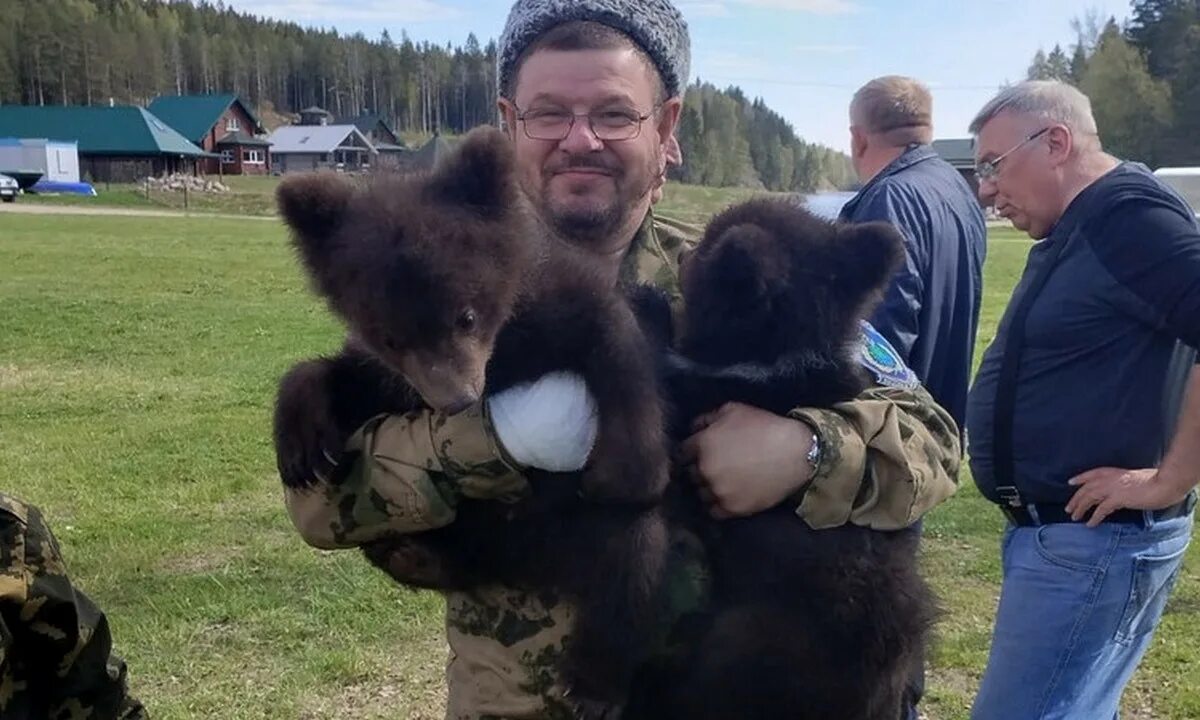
[971, 510, 1193, 720]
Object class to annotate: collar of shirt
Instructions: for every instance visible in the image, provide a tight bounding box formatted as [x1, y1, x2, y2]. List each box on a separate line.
[840, 143, 939, 219]
[619, 209, 702, 298]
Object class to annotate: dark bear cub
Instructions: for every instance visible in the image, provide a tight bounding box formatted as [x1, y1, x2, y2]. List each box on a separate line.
[272, 126, 671, 710]
[626, 199, 939, 720]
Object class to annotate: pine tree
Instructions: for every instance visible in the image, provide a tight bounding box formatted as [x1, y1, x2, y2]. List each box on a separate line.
[1081, 25, 1172, 165]
[0, 0, 855, 190]
[1027, 49, 1051, 80]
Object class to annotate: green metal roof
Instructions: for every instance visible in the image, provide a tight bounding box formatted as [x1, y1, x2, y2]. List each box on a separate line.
[147, 94, 265, 143]
[0, 105, 209, 156]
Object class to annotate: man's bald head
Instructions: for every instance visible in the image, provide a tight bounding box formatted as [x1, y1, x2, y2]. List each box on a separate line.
[851, 75, 933, 147]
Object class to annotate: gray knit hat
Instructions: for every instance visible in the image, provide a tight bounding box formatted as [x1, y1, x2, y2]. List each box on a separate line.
[498, 0, 691, 98]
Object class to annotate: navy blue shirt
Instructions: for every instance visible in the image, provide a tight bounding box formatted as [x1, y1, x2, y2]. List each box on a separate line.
[967, 163, 1200, 504]
[839, 145, 987, 428]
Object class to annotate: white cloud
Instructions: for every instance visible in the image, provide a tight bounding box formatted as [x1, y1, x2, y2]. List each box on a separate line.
[225, 0, 462, 26]
[794, 44, 861, 53]
[735, 0, 858, 13]
[675, 1, 732, 17]
[678, 0, 858, 20]
[701, 50, 775, 78]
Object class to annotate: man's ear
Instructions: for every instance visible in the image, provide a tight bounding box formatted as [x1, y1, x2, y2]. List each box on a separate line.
[497, 97, 519, 143]
[665, 134, 682, 168]
[850, 125, 869, 163]
[657, 97, 684, 150]
[1047, 124, 1074, 167]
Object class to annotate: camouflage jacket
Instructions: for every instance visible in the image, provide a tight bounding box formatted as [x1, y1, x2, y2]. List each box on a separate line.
[283, 211, 961, 720]
[0, 494, 146, 720]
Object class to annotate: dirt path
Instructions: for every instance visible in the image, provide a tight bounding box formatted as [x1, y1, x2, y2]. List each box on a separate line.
[0, 202, 275, 221]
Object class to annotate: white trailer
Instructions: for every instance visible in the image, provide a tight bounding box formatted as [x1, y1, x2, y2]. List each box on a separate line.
[1153, 167, 1200, 217]
[0, 137, 81, 183]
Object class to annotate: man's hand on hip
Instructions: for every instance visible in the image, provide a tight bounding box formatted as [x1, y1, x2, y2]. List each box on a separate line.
[1067, 467, 1194, 527]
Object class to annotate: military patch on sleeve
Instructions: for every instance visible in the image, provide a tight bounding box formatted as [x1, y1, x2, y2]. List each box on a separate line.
[857, 321, 919, 389]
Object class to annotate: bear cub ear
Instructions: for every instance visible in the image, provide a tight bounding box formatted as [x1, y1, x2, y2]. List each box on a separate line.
[426, 126, 516, 215]
[711, 228, 773, 309]
[276, 172, 355, 266]
[832, 221, 906, 300]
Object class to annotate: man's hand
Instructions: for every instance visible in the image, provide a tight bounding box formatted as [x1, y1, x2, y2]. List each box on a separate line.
[679, 402, 816, 519]
[1066, 467, 1194, 527]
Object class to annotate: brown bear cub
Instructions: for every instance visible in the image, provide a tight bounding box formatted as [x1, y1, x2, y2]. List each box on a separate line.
[272, 126, 671, 711]
[625, 199, 939, 720]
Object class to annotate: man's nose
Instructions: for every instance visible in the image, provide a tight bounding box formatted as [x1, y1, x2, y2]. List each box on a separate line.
[977, 176, 997, 205]
[558, 116, 604, 153]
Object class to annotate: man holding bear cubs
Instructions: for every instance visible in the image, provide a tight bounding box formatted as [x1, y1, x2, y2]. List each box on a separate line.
[274, 0, 961, 718]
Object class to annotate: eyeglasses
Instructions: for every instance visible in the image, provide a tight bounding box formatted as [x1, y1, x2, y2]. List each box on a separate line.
[974, 127, 1051, 183]
[512, 104, 659, 142]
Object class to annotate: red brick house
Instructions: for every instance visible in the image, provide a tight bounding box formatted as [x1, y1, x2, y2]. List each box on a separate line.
[148, 94, 271, 175]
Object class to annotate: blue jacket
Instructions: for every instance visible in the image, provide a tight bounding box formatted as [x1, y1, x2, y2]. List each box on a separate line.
[839, 145, 986, 428]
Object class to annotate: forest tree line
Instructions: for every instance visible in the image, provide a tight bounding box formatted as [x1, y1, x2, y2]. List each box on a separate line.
[0, 0, 854, 191]
[1026, 0, 1200, 167]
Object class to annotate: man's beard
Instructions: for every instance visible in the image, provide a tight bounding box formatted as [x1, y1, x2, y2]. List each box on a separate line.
[547, 194, 622, 243]
[535, 152, 660, 250]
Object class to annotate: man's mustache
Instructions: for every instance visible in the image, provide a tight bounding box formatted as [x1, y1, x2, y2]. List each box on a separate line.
[546, 156, 621, 175]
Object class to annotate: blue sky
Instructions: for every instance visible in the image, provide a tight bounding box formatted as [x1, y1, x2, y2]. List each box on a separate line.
[224, 0, 1135, 152]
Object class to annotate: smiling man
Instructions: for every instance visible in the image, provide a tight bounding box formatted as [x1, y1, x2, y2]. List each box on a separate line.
[279, 1, 961, 717]
[502, 39, 669, 261]
[965, 80, 1200, 720]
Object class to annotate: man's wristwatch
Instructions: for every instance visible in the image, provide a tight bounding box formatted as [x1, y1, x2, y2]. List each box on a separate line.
[805, 430, 822, 482]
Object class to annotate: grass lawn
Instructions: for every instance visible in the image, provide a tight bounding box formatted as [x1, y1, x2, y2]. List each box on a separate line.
[1, 210, 1197, 719]
[17, 176, 765, 222]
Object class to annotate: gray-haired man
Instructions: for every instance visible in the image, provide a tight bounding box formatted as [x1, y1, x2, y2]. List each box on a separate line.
[966, 80, 1199, 719]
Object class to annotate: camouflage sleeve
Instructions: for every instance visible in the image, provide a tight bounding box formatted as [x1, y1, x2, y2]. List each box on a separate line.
[283, 403, 530, 549]
[0, 495, 146, 720]
[788, 383, 961, 530]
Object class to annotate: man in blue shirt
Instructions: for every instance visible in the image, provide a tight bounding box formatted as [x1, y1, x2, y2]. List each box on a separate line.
[839, 75, 987, 720]
[839, 75, 987, 429]
[966, 80, 1199, 720]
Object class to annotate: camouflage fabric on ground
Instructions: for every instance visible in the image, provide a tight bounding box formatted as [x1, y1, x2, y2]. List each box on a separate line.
[0, 493, 146, 720]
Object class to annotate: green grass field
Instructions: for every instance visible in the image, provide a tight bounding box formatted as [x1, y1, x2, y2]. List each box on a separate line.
[1, 204, 1198, 719]
[17, 175, 763, 222]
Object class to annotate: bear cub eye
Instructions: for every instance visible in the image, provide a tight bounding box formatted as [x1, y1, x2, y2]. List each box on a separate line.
[456, 309, 477, 332]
